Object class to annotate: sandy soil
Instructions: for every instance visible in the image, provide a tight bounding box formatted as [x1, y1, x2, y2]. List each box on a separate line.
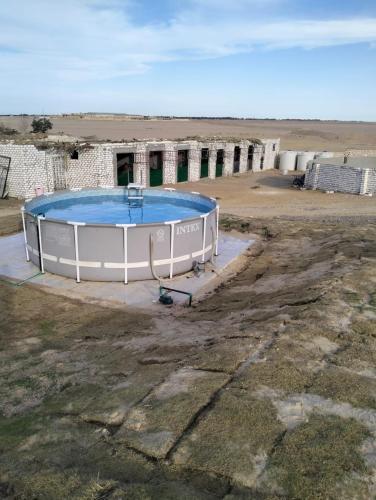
[173, 170, 376, 219]
[3, 116, 376, 151]
[1, 170, 375, 236]
[0, 198, 22, 236]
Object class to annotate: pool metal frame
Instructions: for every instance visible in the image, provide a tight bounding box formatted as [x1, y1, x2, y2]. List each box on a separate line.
[22, 187, 219, 283]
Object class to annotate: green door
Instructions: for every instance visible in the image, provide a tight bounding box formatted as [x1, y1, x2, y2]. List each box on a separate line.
[150, 151, 163, 186]
[118, 168, 134, 186]
[150, 167, 163, 186]
[177, 164, 188, 182]
[200, 160, 208, 178]
[215, 163, 223, 177]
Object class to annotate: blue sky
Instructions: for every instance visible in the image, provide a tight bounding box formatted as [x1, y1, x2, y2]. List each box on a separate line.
[0, 0, 376, 120]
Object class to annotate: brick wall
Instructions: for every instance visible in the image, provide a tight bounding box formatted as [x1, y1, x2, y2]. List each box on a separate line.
[1, 138, 281, 199]
[304, 163, 376, 195]
[0, 143, 50, 198]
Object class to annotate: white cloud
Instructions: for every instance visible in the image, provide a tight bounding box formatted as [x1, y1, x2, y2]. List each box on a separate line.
[0, 0, 375, 85]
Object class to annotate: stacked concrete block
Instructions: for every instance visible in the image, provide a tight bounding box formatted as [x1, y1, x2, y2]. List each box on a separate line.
[208, 144, 218, 180]
[367, 169, 376, 194]
[239, 142, 249, 174]
[98, 146, 116, 187]
[0, 143, 51, 198]
[163, 143, 178, 184]
[0, 144, 29, 198]
[263, 139, 280, 169]
[188, 143, 201, 182]
[223, 143, 235, 176]
[46, 154, 65, 191]
[304, 163, 375, 195]
[1, 137, 282, 199]
[133, 145, 149, 187]
[55, 145, 114, 192]
[304, 163, 316, 189]
[251, 144, 263, 172]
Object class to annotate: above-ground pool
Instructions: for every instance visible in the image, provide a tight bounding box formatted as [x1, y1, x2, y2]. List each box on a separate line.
[22, 188, 219, 282]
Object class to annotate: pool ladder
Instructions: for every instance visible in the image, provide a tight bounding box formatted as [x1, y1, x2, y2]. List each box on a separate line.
[127, 183, 144, 208]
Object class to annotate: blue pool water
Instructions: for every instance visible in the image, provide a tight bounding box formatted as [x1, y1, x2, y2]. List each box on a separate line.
[29, 195, 210, 224]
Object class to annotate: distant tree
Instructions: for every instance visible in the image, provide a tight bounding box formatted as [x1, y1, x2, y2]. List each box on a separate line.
[31, 117, 53, 134]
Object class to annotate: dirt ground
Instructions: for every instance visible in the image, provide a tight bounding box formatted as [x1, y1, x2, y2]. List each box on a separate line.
[172, 171, 376, 219]
[3, 116, 376, 151]
[1, 171, 375, 237]
[1, 173, 376, 497]
[0, 198, 22, 237]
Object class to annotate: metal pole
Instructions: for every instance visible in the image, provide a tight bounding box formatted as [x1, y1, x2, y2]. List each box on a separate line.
[170, 222, 175, 278]
[37, 215, 45, 273]
[215, 205, 220, 256]
[164, 219, 181, 279]
[73, 224, 80, 283]
[21, 207, 30, 261]
[116, 223, 136, 284]
[201, 214, 208, 263]
[123, 226, 128, 284]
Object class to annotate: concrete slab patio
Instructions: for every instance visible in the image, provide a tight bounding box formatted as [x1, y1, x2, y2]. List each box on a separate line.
[0, 231, 252, 308]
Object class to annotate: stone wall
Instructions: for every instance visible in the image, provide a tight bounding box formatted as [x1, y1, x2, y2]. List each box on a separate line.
[65, 145, 115, 190]
[367, 169, 376, 194]
[1, 138, 280, 199]
[0, 143, 50, 198]
[304, 162, 376, 195]
[163, 143, 178, 184]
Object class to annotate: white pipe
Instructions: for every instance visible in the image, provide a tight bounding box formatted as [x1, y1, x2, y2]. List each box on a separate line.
[149, 234, 161, 282]
[215, 205, 220, 256]
[73, 224, 80, 283]
[37, 215, 45, 273]
[21, 207, 30, 261]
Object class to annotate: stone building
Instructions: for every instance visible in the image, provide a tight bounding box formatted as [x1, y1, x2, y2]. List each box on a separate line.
[0, 138, 280, 199]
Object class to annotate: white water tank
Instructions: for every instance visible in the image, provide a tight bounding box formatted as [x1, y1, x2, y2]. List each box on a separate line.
[296, 152, 316, 172]
[279, 151, 298, 174]
[315, 151, 334, 159]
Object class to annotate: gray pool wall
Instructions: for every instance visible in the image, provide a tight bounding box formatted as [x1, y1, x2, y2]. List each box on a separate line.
[23, 188, 218, 282]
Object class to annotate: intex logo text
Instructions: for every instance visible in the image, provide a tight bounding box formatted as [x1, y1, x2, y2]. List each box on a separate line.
[176, 222, 200, 235]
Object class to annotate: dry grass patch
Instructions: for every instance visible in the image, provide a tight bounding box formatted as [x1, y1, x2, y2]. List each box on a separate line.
[263, 414, 371, 499]
[173, 389, 284, 487]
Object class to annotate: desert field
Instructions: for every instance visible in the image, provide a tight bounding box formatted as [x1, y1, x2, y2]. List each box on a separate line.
[3, 115, 376, 151]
